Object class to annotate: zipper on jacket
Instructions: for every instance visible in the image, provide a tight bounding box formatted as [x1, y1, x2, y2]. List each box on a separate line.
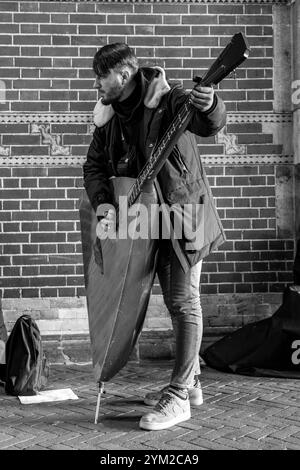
[173, 146, 189, 175]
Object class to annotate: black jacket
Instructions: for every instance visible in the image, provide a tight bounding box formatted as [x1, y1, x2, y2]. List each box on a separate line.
[83, 67, 227, 265]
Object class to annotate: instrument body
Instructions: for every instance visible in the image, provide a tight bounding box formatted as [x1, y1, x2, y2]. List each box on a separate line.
[80, 177, 158, 382]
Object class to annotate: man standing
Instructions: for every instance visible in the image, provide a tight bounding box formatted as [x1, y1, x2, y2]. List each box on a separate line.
[83, 43, 226, 431]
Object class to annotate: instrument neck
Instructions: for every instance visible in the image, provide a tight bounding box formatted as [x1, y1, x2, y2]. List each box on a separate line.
[127, 95, 193, 207]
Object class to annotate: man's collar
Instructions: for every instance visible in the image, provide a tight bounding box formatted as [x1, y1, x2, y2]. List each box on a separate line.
[93, 66, 170, 128]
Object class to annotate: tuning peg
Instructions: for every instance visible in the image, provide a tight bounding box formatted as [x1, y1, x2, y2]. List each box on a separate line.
[230, 69, 237, 80]
[193, 76, 202, 84]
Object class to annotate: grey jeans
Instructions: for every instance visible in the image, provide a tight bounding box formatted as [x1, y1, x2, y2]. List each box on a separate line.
[156, 240, 203, 390]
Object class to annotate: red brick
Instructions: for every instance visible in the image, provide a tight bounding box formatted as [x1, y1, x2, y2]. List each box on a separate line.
[3, 135, 40, 145]
[70, 13, 106, 24]
[66, 276, 84, 286]
[0, 12, 12, 22]
[163, 15, 181, 25]
[243, 229, 277, 240]
[48, 211, 78, 221]
[78, 25, 97, 36]
[222, 220, 233, 229]
[48, 168, 81, 177]
[0, 35, 12, 44]
[3, 179, 19, 188]
[40, 24, 76, 35]
[0, 212, 12, 221]
[14, 13, 50, 23]
[252, 219, 268, 229]
[41, 47, 78, 57]
[12, 211, 47, 221]
[21, 201, 38, 211]
[200, 284, 217, 294]
[219, 16, 237, 25]
[19, 1, 38, 12]
[183, 15, 218, 25]
[216, 199, 233, 208]
[234, 219, 251, 229]
[21, 222, 38, 232]
[77, 3, 95, 13]
[0, 256, 11, 266]
[210, 273, 242, 283]
[0, 189, 29, 199]
[236, 284, 252, 293]
[96, 3, 132, 13]
[237, 102, 273, 112]
[227, 251, 259, 261]
[20, 90, 39, 100]
[155, 25, 190, 36]
[1, 277, 31, 288]
[251, 198, 267, 208]
[57, 201, 75, 210]
[14, 35, 52, 45]
[0, 1, 18, 11]
[40, 2, 76, 12]
[40, 288, 58, 297]
[212, 187, 241, 197]
[20, 24, 39, 34]
[22, 266, 39, 276]
[0, 46, 19, 56]
[11, 146, 49, 155]
[11, 102, 50, 112]
[238, 15, 272, 25]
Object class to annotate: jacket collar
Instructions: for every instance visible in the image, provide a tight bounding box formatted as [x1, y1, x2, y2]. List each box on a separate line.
[93, 66, 170, 128]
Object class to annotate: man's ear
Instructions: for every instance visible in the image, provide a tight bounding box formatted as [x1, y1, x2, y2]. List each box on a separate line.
[121, 69, 130, 84]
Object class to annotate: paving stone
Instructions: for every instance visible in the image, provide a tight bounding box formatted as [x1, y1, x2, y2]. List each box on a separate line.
[0, 361, 300, 450]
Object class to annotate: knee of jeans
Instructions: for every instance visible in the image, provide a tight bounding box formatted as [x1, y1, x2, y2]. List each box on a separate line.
[168, 295, 202, 319]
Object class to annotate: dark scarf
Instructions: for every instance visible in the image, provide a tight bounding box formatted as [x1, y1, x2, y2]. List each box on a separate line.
[112, 70, 145, 146]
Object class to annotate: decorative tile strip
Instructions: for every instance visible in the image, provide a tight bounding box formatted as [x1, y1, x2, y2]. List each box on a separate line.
[216, 127, 247, 155]
[31, 124, 71, 157]
[0, 112, 293, 165]
[0, 155, 85, 166]
[202, 154, 294, 164]
[51, 0, 289, 5]
[0, 112, 292, 125]
[0, 154, 293, 166]
[0, 146, 9, 156]
[0, 114, 93, 125]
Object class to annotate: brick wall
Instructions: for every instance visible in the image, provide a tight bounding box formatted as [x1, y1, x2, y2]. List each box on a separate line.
[0, 0, 295, 362]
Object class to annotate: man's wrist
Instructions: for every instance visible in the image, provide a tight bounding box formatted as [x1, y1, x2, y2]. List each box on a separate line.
[201, 94, 217, 115]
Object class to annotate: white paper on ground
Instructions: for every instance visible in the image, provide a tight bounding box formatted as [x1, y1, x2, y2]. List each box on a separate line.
[18, 388, 79, 404]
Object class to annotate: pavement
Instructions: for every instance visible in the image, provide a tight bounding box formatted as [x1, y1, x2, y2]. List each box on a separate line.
[0, 359, 300, 451]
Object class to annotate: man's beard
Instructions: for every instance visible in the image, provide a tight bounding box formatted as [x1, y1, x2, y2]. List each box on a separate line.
[100, 84, 125, 105]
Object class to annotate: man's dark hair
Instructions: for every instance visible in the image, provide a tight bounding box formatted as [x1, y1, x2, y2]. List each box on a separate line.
[93, 43, 138, 77]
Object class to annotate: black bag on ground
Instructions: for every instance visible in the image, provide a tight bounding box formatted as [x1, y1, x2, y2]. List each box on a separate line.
[5, 314, 49, 396]
[202, 287, 300, 378]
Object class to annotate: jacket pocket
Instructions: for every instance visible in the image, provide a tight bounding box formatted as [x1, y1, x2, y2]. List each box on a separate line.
[166, 178, 206, 205]
[171, 146, 190, 176]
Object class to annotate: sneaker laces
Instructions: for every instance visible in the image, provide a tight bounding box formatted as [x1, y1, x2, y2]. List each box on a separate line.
[155, 392, 177, 415]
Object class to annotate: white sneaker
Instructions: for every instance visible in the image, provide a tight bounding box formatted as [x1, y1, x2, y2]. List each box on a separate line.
[140, 391, 191, 431]
[144, 378, 203, 407]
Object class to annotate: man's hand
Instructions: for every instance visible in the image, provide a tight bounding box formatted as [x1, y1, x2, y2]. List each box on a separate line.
[190, 85, 214, 112]
[96, 208, 116, 239]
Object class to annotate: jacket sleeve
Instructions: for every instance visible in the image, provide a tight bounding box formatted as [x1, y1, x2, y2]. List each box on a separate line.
[83, 126, 113, 212]
[166, 85, 226, 138]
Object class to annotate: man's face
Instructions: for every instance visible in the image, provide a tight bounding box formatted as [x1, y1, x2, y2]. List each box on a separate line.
[94, 69, 125, 105]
